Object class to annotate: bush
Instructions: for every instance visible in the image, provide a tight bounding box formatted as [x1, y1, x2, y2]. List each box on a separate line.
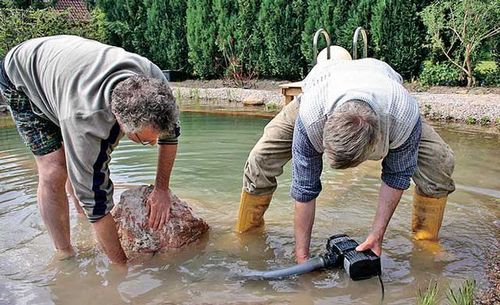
[0, 8, 104, 58]
[97, 0, 148, 57]
[301, 0, 336, 66]
[212, 0, 261, 87]
[69, 7, 108, 43]
[186, 0, 221, 78]
[419, 61, 462, 86]
[475, 62, 500, 86]
[258, 0, 306, 79]
[232, 0, 263, 77]
[371, 0, 426, 80]
[144, 0, 189, 71]
[420, 0, 500, 87]
[301, 0, 371, 67]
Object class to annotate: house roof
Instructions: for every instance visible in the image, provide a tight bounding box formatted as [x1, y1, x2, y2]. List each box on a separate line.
[54, 0, 90, 21]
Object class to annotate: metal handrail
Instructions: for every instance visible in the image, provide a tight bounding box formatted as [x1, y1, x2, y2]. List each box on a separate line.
[352, 27, 368, 59]
[312, 28, 332, 65]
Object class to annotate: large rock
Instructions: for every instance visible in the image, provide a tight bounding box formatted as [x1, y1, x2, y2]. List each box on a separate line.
[111, 185, 209, 254]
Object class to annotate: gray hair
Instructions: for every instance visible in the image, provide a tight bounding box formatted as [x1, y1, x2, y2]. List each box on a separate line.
[323, 100, 379, 169]
[111, 75, 179, 133]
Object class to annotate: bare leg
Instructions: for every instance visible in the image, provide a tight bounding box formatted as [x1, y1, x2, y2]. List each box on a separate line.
[35, 148, 75, 258]
[65, 179, 84, 215]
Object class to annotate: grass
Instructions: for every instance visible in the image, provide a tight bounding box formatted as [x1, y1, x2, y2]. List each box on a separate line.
[416, 279, 476, 305]
[417, 280, 439, 305]
[447, 280, 476, 305]
[265, 102, 280, 112]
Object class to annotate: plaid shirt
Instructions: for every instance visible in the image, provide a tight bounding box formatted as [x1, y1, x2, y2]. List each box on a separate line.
[291, 116, 422, 202]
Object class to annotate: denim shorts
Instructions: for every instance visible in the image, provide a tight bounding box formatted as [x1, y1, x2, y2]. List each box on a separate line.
[0, 60, 62, 156]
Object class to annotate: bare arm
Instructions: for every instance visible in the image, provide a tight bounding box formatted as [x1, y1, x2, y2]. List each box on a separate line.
[147, 144, 177, 230]
[294, 199, 316, 263]
[356, 182, 403, 256]
[92, 213, 127, 264]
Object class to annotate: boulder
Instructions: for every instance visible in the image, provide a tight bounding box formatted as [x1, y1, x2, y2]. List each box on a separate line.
[242, 96, 265, 106]
[111, 185, 209, 254]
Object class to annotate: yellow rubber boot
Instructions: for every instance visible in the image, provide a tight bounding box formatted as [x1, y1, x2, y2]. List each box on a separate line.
[412, 191, 447, 240]
[236, 190, 273, 233]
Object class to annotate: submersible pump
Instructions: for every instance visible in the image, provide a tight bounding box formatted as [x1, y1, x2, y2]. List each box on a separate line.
[243, 234, 381, 281]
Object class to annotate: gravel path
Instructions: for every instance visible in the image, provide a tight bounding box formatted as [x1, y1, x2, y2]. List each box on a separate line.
[171, 86, 500, 125]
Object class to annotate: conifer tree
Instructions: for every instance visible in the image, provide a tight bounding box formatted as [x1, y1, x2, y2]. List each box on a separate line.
[234, 0, 263, 75]
[301, 0, 335, 66]
[258, 0, 306, 79]
[97, 0, 148, 56]
[186, 0, 221, 78]
[144, 0, 189, 71]
[370, 0, 425, 79]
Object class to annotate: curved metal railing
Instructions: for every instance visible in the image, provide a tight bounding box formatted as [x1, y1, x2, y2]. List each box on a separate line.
[352, 26, 368, 59]
[312, 28, 332, 65]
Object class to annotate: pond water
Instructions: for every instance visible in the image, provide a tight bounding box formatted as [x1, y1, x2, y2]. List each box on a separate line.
[0, 112, 498, 305]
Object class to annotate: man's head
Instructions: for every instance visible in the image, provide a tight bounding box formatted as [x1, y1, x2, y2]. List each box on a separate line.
[323, 100, 379, 169]
[111, 75, 179, 144]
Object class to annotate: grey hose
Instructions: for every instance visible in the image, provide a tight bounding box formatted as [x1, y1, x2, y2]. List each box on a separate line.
[242, 256, 326, 280]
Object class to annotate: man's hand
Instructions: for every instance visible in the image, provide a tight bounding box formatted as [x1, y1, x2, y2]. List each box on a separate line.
[146, 187, 172, 230]
[356, 232, 383, 257]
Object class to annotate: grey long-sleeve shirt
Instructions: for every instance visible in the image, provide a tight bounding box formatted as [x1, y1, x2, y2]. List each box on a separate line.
[4, 35, 171, 222]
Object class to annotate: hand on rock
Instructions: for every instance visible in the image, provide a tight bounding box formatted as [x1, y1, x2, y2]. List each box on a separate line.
[146, 187, 172, 231]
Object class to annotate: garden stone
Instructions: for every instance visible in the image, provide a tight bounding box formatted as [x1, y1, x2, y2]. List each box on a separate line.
[243, 96, 265, 106]
[111, 185, 209, 255]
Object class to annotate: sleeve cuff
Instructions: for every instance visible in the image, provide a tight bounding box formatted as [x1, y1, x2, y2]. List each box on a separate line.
[381, 174, 411, 190]
[290, 185, 321, 202]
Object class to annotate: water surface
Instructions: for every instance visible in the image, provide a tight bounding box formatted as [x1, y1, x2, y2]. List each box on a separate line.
[0, 113, 498, 305]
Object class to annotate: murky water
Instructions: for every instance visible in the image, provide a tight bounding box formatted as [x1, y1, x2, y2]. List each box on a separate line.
[0, 112, 498, 305]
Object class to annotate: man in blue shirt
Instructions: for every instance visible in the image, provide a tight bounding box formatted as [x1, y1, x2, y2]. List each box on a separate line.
[236, 58, 455, 263]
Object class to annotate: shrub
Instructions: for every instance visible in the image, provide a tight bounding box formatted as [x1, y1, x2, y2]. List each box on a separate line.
[301, 0, 373, 67]
[371, 0, 426, 80]
[0, 8, 104, 58]
[214, 0, 261, 85]
[258, 0, 306, 79]
[420, 0, 500, 87]
[419, 61, 462, 86]
[301, 0, 336, 66]
[97, 0, 149, 56]
[186, 0, 221, 78]
[144, 0, 189, 71]
[475, 63, 500, 87]
[233, 0, 263, 75]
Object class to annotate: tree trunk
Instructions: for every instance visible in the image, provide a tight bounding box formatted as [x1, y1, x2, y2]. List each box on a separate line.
[465, 46, 474, 87]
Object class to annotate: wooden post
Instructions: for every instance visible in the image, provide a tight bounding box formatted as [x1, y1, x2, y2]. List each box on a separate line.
[279, 82, 303, 105]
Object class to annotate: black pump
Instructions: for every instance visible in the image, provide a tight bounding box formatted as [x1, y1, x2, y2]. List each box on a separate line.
[242, 234, 381, 281]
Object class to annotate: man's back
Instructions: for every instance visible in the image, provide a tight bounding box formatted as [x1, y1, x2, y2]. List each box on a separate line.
[299, 58, 420, 159]
[4, 35, 165, 125]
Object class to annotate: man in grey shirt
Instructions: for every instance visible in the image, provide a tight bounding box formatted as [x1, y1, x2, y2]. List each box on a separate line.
[0, 35, 180, 264]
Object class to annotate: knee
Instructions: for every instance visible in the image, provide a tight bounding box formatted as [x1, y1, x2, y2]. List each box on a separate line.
[38, 160, 67, 188]
[439, 144, 455, 176]
[247, 149, 264, 167]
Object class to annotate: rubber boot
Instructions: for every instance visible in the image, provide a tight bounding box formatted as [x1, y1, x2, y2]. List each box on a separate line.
[412, 190, 447, 240]
[236, 189, 273, 233]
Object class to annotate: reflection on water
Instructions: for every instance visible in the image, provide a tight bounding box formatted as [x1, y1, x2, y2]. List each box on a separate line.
[0, 114, 498, 305]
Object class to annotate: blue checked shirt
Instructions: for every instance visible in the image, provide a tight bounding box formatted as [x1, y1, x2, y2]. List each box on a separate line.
[291, 116, 422, 202]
